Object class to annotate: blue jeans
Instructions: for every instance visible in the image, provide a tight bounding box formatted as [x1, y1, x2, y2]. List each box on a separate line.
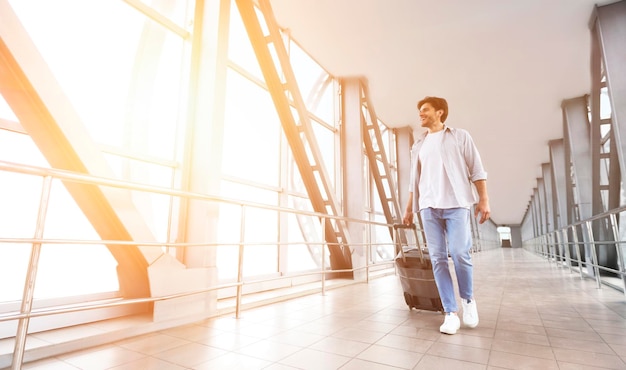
[420, 207, 473, 313]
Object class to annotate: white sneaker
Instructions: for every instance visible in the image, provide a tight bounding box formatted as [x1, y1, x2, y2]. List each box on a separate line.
[439, 313, 460, 335]
[462, 299, 479, 328]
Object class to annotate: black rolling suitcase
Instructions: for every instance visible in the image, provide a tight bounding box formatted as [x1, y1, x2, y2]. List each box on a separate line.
[394, 223, 443, 313]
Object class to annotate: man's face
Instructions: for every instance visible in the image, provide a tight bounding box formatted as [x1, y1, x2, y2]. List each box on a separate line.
[419, 103, 443, 129]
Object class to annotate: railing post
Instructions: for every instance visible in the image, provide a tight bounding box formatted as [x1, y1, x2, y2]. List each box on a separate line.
[559, 228, 572, 272]
[534, 237, 540, 256]
[365, 224, 370, 284]
[552, 231, 561, 266]
[552, 231, 560, 265]
[543, 234, 551, 262]
[12, 176, 53, 370]
[235, 205, 246, 319]
[321, 216, 326, 296]
[609, 213, 626, 296]
[571, 225, 584, 279]
[583, 220, 602, 289]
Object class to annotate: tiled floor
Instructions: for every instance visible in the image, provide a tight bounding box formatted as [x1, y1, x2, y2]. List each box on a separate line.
[16, 248, 626, 369]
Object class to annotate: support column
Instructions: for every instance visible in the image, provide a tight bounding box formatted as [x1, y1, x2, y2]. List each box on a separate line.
[396, 127, 413, 214]
[549, 139, 568, 229]
[341, 77, 366, 280]
[592, 0, 626, 281]
[563, 97, 595, 273]
[595, 1, 626, 181]
[537, 178, 547, 235]
[153, 0, 231, 321]
[542, 163, 555, 233]
[531, 189, 540, 237]
[562, 97, 593, 221]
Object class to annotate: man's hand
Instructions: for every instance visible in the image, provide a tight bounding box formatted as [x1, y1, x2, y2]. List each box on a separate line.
[473, 180, 490, 224]
[474, 198, 491, 224]
[403, 192, 415, 225]
[403, 208, 414, 225]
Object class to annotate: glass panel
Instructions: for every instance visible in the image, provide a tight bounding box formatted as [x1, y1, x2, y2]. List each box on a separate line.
[286, 211, 319, 271]
[289, 41, 331, 114]
[223, 68, 280, 185]
[0, 243, 29, 302]
[0, 130, 48, 168]
[311, 79, 337, 126]
[0, 95, 18, 122]
[217, 181, 278, 279]
[311, 117, 336, 185]
[30, 178, 119, 298]
[228, 3, 264, 80]
[35, 243, 119, 299]
[600, 86, 612, 120]
[141, 0, 194, 28]
[372, 221, 393, 262]
[0, 131, 119, 302]
[8, 0, 186, 162]
[103, 155, 175, 242]
[0, 170, 42, 239]
[242, 207, 278, 276]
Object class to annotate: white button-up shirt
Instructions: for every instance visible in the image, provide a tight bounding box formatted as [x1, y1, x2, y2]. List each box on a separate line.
[409, 125, 488, 212]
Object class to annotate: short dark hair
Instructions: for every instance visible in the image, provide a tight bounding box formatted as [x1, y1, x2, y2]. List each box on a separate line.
[417, 96, 448, 123]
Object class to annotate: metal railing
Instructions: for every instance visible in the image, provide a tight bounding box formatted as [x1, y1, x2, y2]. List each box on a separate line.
[522, 208, 626, 296]
[0, 159, 500, 368]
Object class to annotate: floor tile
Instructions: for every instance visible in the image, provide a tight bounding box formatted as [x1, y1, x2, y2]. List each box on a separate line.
[493, 329, 549, 346]
[428, 339, 491, 363]
[490, 339, 554, 360]
[330, 327, 387, 344]
[356, 344, 423, 368]
[548, 336, 615, 354]
[374, 333, 434, 353]
[414, 354, 487, 370]
[438, 333, 493, 349]
[309, 336, 370, 357]
[150, 342, 225, 368]
[195, 331, 261, 351]
[116, 332, 190, 355]
[553, 347, 626, 368]
[279, 348, 351, 369]
[107, 356, 186, 370]
[488, 350, 559, 369]
[59, 346, 145, 370]
[339, 358, 402, 369]
[235, 339, 302, 362]
[193, 352, 272, 369]
[21, 358, 82, 369]
[267, 328, 326, 347]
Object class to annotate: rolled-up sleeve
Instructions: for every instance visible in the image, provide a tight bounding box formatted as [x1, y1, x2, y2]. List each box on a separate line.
[440, 127, 487, 207]
[462, 132, 487, 182]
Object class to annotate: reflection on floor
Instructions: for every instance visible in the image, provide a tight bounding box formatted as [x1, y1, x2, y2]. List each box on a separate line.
[14, 248, 626, 369]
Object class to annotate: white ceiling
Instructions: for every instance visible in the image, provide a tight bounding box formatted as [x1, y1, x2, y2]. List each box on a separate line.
[269, 0, 616, 226]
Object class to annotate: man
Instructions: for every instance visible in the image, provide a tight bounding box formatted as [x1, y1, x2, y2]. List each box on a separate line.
[402, 96, 490, 335]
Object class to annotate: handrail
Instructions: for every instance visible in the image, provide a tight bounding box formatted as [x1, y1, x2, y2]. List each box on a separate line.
[522, 207, 626, 295]
[0, 159, 386, 227]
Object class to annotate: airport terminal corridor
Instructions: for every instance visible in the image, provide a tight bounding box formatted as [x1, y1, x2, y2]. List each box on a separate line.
[2, 0, 626, 368]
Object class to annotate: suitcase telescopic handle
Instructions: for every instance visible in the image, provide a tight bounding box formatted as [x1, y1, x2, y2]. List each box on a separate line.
[393, 223, 416, 230]
[393, 223, 425, 263]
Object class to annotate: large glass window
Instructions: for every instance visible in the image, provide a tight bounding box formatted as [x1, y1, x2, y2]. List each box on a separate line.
[1, 0, 374, 317]
[216, 3, 342, 281]
[1, 0, 193, 305]
[0, 127, 118, 302]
